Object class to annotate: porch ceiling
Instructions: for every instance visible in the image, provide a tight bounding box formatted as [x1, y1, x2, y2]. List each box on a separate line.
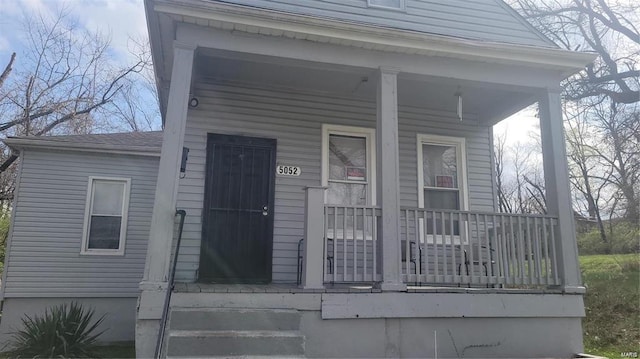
[196, 50, 535, 124]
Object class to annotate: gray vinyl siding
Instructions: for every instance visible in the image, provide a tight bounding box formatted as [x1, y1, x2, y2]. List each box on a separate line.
[2, 150, 159, 297]
[212, 0, 553, 47]
[175, 82, 494, 283]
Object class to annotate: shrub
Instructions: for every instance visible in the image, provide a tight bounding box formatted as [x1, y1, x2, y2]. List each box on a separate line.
[2, 302, 106, 358]
[578, 221, 640, 255]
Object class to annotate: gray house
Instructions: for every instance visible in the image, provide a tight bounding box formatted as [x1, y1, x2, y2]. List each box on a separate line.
[0, 0, 596, 358]
[0, 132, 161, 342]
[136, 0, 595, 357]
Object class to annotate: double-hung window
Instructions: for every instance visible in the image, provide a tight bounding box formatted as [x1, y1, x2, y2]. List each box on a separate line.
[322, 125, 376, 206]
[81, 177, 131, 255]
[417, 134, 468, 243]
[322, 125, 376, 241]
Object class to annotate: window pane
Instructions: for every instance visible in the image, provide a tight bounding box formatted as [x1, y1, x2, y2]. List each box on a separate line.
[327, 182, 367, 206]
[93, 181, 124, 215]
[88, 216, 121, 249]
[329, 135, 367, 181]
[423, 144, 457, 188]
[424, 189, 459, 210]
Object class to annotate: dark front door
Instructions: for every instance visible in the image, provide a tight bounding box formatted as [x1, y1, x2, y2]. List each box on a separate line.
[199, 133, 276, 283]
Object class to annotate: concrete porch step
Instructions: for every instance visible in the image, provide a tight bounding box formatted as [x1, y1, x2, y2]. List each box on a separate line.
[165, 307, 306, 357]
[166, 330, 305, 357]
[169, 308, 300, 331]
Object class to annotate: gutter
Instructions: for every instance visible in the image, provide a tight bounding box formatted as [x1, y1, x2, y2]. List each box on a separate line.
[4, 138, 161, 157]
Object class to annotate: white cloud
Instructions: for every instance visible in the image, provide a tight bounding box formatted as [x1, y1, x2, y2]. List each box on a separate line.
[76, 0, 148, 62]
[493, 106, 540, 146]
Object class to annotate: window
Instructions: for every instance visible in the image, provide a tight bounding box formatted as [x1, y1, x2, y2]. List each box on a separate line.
[81, 177, 131, 255]
[322, 125, 376, 206]
[417, 134, 468, 242]
[367, 0, 405, 10]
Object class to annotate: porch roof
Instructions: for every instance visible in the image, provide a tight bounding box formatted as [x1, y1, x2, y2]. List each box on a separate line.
[145, 0, 596, 122]
[152, 3, 594, 82]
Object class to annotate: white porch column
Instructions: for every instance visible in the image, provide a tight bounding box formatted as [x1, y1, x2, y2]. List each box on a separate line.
[301, 186, 326, 289]
[136, 41, 195, 358]
[538, 88, 583, 293]
[376, 67, 406, 291]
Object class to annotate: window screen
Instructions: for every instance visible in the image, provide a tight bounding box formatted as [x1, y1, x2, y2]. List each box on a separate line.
[83, 178, 129, 253]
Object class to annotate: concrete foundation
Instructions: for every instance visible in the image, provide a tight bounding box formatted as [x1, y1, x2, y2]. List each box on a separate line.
[156, 290, 585, 358]
[301, 312, 583, 358]
[135, 318, 161, 358]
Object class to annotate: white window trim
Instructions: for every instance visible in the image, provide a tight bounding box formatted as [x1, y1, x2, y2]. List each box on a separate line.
[80, 176, 131, 256]
[416, 134, 469, 244]
[321, 124, 377, 206]
[367, 0, 406, 11]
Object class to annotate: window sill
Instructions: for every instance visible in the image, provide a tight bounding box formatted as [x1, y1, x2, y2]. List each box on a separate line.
[80, 250, 125, 256]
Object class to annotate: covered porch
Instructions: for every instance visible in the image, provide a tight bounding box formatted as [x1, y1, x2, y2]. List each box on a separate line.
[143, 14, 588, 293]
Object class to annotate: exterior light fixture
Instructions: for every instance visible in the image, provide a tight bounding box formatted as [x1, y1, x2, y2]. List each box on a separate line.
[454, 87, 463, 121]
[189, 97, 199, 108]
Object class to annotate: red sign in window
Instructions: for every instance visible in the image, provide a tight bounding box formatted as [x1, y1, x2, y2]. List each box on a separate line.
[436, 175, 454, 188]
[346, 167, 366, 181]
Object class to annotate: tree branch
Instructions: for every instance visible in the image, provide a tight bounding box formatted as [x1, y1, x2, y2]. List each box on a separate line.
[0, 52, 16, 89]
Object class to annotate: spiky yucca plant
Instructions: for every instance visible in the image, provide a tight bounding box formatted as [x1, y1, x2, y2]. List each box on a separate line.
[3, 302, 106, 358]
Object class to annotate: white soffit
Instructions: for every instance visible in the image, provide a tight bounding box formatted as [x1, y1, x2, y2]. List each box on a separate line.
[153, 0, 596, 76]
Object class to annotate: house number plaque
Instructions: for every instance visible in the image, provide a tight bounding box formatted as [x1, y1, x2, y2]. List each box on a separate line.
[276, 165, 301, 176]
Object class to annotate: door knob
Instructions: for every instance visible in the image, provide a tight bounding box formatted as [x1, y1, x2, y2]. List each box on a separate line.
[262, 206, 269, 216]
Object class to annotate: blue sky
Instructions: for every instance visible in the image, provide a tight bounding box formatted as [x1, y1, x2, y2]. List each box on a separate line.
[0, 0, 148, 65]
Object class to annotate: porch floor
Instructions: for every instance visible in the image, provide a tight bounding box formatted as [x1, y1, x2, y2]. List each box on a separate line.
[173, 282, 563, 294]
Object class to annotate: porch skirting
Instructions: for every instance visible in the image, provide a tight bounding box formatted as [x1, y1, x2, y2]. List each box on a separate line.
[168, 288, 584, 358]
[172, 284, 583, 319]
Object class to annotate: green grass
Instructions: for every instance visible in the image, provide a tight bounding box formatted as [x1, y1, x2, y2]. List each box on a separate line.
[581, 254, 640, 358]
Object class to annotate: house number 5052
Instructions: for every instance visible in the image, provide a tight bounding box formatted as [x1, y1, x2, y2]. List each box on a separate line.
[277, 165, 301, 176]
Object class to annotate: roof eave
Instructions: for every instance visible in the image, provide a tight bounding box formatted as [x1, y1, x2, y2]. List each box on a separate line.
[145, 0, 168, 124]
[4, 138, 161, 157]
[148, 0, 598, 119]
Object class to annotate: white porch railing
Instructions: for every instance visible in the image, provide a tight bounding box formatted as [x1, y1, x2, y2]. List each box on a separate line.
[323, 205, 382, 283]
[400, 208, 561, 287]
[315, 204, 561, 288]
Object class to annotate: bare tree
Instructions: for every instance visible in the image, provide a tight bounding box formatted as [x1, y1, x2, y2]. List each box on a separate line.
[494, 129, 548, 215]
[506, 0, 639, 227]
[0, 53, 16, 90]
[564, 101, 611, 242]
[589, 101, 639, 222]
[0, 8, 160, 202]
[494, 132, 513, 213]
[510, 0, 639, 104]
